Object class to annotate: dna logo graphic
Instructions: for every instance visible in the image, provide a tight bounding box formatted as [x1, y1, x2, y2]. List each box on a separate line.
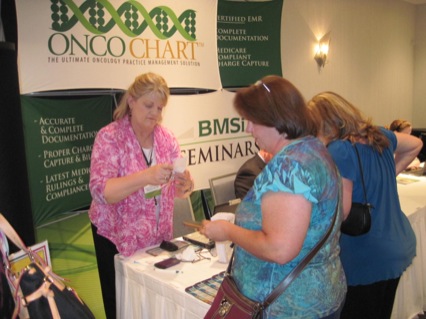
[50, 0, 197, 41]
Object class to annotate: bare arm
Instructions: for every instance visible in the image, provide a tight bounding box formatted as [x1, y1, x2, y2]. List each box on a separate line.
[201, 192, 311, 264]
[394, 132, 423, 175]
[341, 177, 353, 220]
[104, 164, 173, 204]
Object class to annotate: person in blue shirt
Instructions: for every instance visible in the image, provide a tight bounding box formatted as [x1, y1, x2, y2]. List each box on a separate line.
[308, 92, 422, 319]
[201, 76, 346, 318]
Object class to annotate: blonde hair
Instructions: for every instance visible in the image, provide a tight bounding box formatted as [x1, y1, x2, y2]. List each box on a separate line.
[307, 92, 389, 153]
[389, 119, 412, 132]
[113, 73, 170, 120]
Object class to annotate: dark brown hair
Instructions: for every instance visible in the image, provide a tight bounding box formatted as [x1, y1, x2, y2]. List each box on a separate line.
[233, 75, 316, 139]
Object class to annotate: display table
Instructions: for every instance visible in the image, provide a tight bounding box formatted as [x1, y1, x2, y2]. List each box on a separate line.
[115, 175, 426, 319]
[115, 247, 227, 319]
[391, 174, 426, 319]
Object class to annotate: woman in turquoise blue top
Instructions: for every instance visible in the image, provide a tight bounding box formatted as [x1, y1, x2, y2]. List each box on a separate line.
[201, 76, 346, 318]
[308, 92, 422, 319]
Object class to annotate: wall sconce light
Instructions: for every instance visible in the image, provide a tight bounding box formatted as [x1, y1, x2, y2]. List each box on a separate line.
[314, 33, 330, 69]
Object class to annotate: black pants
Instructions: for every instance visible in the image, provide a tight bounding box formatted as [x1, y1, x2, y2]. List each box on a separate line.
[91, 224, 118, 319]
[340, 277, 400, 319]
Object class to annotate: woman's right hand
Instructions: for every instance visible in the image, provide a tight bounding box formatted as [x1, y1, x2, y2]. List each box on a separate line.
[200, 220, 231, 242]
[146, 163, 174, 185]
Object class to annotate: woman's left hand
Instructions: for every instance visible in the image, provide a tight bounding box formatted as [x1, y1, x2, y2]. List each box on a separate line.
[174, 170, 193, 196]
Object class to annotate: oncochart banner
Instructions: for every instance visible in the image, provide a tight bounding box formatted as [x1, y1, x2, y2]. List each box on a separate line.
[21, 96, 112, 226]
[163, 91, 258, 190]
[217, 0, 283, 87]
[15, 0, 220, 94]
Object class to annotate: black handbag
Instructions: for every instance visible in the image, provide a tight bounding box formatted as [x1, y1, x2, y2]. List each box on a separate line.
[0, 213, 95, 319]
[205, 203, 339, 319]
[340, 145, 373, 236]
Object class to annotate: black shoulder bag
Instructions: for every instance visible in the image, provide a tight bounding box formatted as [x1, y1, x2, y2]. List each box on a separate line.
[0, 213, 95, 319]
[340, 145, 373, 236]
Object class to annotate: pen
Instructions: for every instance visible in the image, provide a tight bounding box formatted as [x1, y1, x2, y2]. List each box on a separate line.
[183, 221, 202, 229]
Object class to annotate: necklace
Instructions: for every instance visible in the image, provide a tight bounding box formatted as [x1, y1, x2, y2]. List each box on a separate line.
[141, 147, 153, 167]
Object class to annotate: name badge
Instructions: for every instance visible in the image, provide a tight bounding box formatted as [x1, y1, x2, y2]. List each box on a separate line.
[144, 184, 161, 199]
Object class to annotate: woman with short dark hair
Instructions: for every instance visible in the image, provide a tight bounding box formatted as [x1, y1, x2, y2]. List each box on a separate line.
[201, 76, 346, 319]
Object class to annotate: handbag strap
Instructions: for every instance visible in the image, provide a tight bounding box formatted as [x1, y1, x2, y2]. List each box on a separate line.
[354, 145, 368, 203]
[226, 200, 339, 309]
[0, 213, 28, 253]
[0, 213, 51, 269]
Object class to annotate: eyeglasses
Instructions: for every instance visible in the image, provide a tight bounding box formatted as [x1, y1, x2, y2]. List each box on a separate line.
[179, 248, 213, 263]
[255, 80, 271, 93]
[255, 80, 273, 108]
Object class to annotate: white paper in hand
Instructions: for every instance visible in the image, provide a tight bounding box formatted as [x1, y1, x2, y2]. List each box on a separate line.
[173, 157, 187, 173]
[211, 213, 235, 263]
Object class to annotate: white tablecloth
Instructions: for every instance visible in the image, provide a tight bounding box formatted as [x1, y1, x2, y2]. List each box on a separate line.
[391, 175, 426, 319]
[115, 175, 426, 319]
[115, 247, 227, 319]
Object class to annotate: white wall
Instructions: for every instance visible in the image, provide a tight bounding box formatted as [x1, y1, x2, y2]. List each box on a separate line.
[280, 0, 424, 128]
[413, 4, 426, 128]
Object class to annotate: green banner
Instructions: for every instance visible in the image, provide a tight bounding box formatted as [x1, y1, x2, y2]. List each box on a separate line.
[21, 96, 112, 226]
[218, 0, 284, 87]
